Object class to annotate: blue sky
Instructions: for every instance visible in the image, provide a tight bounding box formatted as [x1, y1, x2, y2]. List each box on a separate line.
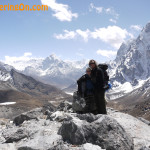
[0, 0, 150, 63]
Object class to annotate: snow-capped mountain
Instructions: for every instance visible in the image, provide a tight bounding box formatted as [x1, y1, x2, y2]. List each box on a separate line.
[0, 61, 71, 118]
[3, 54, 88, 88]
[2, 22, 150, 97]
[0, 62, 13, 83]
[107, 22, 150, 99]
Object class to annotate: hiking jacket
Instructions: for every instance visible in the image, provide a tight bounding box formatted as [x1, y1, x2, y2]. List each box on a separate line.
[77, 74, 94, 97]
[91, 67, 104, 90]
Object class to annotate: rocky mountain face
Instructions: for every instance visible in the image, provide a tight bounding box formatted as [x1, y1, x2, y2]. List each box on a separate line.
[0, 63, 70, 119]
[0, 101, 150, 150]
[0, 62, 13, 84]
[106, 22, 150, 121]
[107, 22, 150, 99]
[3, 54, 88, 88]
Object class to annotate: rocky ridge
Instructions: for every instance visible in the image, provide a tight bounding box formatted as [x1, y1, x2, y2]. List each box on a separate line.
[0, 101, 150, 150]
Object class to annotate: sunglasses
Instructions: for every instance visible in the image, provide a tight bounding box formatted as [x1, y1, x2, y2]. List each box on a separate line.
[90, 63, 95, 65]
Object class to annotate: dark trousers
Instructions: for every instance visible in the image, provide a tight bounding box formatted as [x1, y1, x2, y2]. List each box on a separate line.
[95, 89, 107, 114]
[84, 95, 97, 114]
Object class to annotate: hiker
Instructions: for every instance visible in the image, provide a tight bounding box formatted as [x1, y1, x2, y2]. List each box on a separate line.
[89, 60, 107, 114]
[77, 67, 97, 114]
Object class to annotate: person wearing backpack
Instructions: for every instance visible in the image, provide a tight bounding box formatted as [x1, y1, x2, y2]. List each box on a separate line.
[77, 67, 97, 114]
[89, 60, 107, 114]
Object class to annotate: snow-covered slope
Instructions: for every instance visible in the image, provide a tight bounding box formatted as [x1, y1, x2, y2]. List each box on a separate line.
[107, 22, 150, 99]
[108, 76, 150, 121]
[0, 62, 13, 83]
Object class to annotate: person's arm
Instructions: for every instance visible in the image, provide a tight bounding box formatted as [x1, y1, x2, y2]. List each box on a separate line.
[77, 75, 85, 95]
[77, 77, 82, 95]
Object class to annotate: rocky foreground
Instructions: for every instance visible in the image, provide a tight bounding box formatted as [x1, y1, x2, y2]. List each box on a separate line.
[0, 101, 150, 150]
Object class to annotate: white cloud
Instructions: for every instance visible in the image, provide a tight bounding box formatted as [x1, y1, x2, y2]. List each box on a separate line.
[130, 25, 142, 31]
[41, 0, 78, 22]
[24, 52, 32, 57]
[89, 3, 103, 13]
[54, 30, 76, 40]
[55, 26, 133, 49]
[54, 29, 90, 42]
[5, 52, 33, 63]
[96, 49, 117, 58]
[105, 8, 119, 19]
[89, 3, 119, 23]
[4, 52, 42, 70]
[109, 18, 117, 24]
[91, 26, 133, 49]
[76, 29, 90, 42]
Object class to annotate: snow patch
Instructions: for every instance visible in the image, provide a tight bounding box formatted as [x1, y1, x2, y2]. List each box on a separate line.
[83, 143, 104, 150]
[66, 92, 73, 95]
[0, 102, 16, 105]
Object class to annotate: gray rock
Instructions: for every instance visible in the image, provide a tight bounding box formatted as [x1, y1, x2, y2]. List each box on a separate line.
[0, 143, 16, 150]
[0, 120, 6, 125]
[42, 103, 56, 114]
[4, 128, 29, 143]
[58, 114, 134, 150]
[13, 108, 43, 125]
[57, 101, 72, 112]
[72, 92, 86, 112]
[18, 147, 39, 150]
[48, 141, 70, 150]
[139, 146, 150, 150]
[13, 114, 37, 126]
[49, 142, 103, 150]
[50, 111, 73, 122]
[76, 113, 99, 123]
[138, 117, 150, 126]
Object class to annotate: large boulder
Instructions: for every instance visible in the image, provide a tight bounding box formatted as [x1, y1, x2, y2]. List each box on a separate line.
[3, 128, 29, 143]
[58, 114, 134, 150]
[13, 108, 42, 126]
[72, 92, 86, 112]
[13, 104, 56, 126]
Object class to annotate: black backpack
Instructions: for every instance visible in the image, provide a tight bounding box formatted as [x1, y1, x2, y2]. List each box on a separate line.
[98, 64, 109, 88]
[77, 75, 86, 97]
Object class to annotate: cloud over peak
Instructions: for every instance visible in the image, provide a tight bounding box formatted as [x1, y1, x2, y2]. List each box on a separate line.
[96, 49, 117, 58]
[130, 25, 142, 31]
[54, 26, 133, 49]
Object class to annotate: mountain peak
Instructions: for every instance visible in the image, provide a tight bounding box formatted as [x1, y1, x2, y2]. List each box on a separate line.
[48, 53, 60, 60]
[143, 22, 150, 33]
